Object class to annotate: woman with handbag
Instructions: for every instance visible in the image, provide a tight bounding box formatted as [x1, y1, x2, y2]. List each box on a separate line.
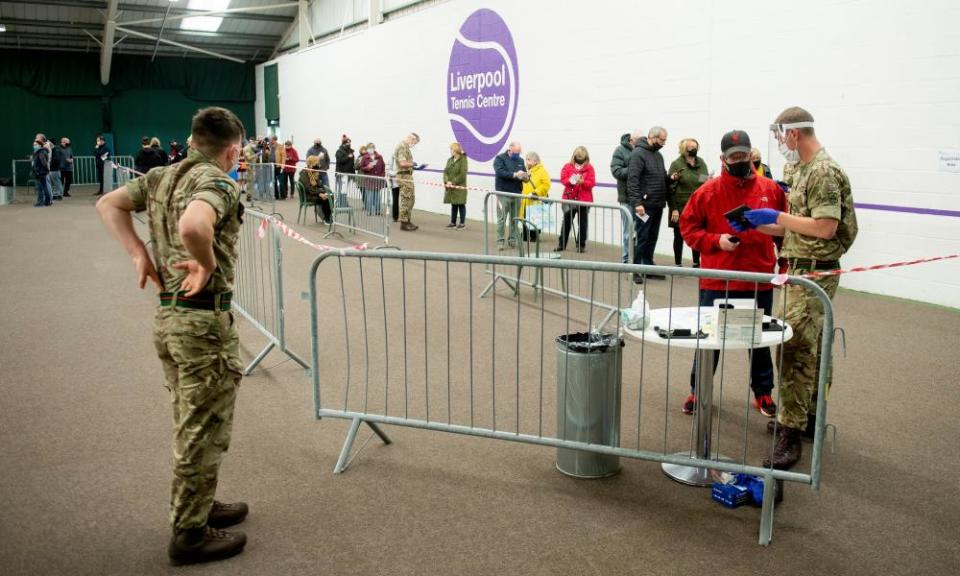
[556, 146, 596, 252]
[519, 151, 551, 241]
[667, 138, 710, 267]
[443, 143, 469, 229]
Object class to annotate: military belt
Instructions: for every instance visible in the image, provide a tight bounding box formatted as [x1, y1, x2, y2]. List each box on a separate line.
[159, 291, 233, 311]
[787, 258, 840, 271]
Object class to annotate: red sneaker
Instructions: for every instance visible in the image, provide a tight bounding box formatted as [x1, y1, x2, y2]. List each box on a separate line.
[753, 395, 777, 418]
[682, 394, 696, 415]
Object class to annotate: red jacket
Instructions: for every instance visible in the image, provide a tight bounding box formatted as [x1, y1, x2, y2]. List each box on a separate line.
[560, 163, 596, 203]
[679, 169, 786, 292]
[283, 147, 299, 173]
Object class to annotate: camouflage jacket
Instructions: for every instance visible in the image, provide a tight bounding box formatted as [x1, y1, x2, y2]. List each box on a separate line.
[782, 148, 858, 260]
[126, 148, 241, 295]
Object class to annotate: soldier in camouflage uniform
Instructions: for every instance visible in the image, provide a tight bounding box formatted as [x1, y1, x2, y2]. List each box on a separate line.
[735, 106, 858, 470]
[393, 133, 421, 231]
[96, 107, 250, 565]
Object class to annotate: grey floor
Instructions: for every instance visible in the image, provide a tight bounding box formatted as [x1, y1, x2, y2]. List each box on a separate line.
[1, 186, 958, 576]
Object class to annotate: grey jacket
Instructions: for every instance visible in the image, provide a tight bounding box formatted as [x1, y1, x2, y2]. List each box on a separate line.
[610, 133, 633, 204]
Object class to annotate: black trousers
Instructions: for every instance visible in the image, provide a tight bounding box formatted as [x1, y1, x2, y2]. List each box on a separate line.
[61, 171, 73, 196]
[672, 226, 700, 266]
[274, 166, 283, 199]
[96, 162, 105, 193]
[450, 204, 466, 224]
[559, 206, 589, 250]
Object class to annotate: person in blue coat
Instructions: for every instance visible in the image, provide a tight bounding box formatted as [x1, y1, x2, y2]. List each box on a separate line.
[492, 142, 527, 249]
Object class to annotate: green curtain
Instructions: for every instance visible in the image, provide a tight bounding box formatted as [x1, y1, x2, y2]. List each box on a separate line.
[263, 64, 279, 121]
[1, 50, 256, 180]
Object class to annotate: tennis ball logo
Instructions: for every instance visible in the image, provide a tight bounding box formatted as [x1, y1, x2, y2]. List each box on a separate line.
[447, 9, 519, 162]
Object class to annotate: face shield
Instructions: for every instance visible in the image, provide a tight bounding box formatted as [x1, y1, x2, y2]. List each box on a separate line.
[766, 121, 814, 181]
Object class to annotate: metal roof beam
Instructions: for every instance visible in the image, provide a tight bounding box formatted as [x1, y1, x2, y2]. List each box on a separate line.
[115, 25, 245, 63]
[120, 3, 299, 27]
[3, 30, 270, 53]
[0, 0, 296, 23]
[100, 0, 118, 85]
[0, 18, 280, 44]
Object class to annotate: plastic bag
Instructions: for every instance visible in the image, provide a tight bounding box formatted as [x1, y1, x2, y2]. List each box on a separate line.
[619, 290, 650, 330]
[524, 203, 556, 231]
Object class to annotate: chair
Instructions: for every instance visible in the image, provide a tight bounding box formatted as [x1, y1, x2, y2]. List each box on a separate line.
[328, 180, 357, 234]
[513, 217, 566, 298]
[296, 181, 320, 225]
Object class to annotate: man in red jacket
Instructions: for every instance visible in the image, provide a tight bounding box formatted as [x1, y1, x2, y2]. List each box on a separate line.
[679, 130, 786, 417]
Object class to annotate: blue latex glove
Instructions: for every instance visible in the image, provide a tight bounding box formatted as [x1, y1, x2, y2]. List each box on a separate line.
[744, 208, 781, 227]
[728, 219, 751, 233]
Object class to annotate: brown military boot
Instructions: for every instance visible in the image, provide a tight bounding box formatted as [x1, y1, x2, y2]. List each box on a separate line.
[168, 526, 247, 566]
[400, 222, 419, 231]
[762, 426, 803, 470]
[207, 500, 249, 528]
[766, 414, 817, 440]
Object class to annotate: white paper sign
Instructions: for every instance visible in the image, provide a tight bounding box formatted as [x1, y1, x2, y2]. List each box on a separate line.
[938, 150, 960, 173]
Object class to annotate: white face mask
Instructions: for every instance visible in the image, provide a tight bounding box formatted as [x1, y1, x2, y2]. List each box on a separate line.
[779, 140, 800, 163]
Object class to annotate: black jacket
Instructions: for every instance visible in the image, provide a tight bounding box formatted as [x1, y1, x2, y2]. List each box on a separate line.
[335, 144, 355, 174]
[95, 143, 111, 166]
[493, 151, 525, 193]
[152, 145, 169, 166]
[50, 146, 65, 171]
[610, 133, 633, 204]
[626, 137, 670, 209]
[32, 148, 49, 177]
[135, 147, 164, 174]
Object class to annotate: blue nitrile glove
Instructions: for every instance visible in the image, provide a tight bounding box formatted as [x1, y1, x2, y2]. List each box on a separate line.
[744, 208, 781, 227]
[728, 219, 751, 233]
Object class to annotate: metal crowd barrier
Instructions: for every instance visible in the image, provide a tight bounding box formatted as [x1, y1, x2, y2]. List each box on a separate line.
[243, 162, 277, 214]
[11, 155, 135, 196]
[326, 171, 393, 247]
[481, 191, 635, 328]
[307, 249, 835, 545]
[235, 208, 310, 375]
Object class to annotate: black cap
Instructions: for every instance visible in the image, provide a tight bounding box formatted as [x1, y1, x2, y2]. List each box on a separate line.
[721, 130, 751, 157]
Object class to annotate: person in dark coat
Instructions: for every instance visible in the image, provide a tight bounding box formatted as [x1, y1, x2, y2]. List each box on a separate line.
[492, 142, 527, 248]
[626, 126, 671, 282]
[611, 130, 641, 262]
[334, 135, 355, 200]
[59, 137, 74, 197]
[94, 134, 111, 195]
[31, 136, 51, 206]
[306, 138, 331, 188]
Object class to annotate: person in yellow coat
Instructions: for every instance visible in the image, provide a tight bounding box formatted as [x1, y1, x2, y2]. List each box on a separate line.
[519, 151, 551, 241]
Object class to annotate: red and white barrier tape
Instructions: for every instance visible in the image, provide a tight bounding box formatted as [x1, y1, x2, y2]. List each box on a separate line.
[771, 253, 958, 285]
[256, 215, 367, 254]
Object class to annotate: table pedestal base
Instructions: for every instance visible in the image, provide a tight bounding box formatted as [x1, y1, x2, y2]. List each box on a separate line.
[662, 452, 734, 487]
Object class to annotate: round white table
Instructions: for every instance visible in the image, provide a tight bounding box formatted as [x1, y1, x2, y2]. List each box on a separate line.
[622, 306, 793, 486]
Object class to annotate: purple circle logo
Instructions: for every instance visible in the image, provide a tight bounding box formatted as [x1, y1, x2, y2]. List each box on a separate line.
[447, 9, 519, 162]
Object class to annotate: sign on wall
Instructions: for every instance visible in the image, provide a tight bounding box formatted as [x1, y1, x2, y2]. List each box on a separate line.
[446, 9, 519, 162]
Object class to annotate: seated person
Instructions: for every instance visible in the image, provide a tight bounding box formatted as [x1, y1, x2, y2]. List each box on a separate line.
[299, 155, 332, 223]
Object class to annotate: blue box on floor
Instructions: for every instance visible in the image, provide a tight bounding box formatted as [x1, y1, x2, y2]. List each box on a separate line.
[712, 482, 751, 508]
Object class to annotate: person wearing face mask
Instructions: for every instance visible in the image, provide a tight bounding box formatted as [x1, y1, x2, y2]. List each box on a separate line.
[96, 107, 250, 566]
[443, 142, 469, 229]
[94, 134, 112, 196]
[493, 141, 527, 249]
[626, 126, 671, 282]
[667, 138, 710, 267]
[31, 136, 52, 207]
[280, 140, 299, 200]
[750, 148, 772, 179]
[359, 142, 386, 215]
[518, 151, 551, 241]
[306, 138, 331, 188]
[678, 129, 787, 420]
[393, 133, 421, 231]
[556, 146, 595, 252]
[611, 130, 643, 263]
[732, 107, 859, 470]
[60, 137, 74, 198]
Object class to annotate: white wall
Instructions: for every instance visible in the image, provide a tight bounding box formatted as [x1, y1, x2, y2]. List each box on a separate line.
[257, 0, 960, 309]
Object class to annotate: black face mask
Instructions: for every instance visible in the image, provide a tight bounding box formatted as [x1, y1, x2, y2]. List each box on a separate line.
[726, 160, 753, 179]
[687, 149, 698, 158]
[649, 142, 663, 151]
[753, 160, 762, 169]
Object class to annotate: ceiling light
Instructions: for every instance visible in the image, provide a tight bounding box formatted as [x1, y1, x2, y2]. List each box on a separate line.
[0, 24, 6, 33]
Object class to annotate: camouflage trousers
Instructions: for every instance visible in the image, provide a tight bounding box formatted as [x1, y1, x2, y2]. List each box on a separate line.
[398, 176, 415, 223]
[153, 306, 243, 530]
[777, 274, 839, 430]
